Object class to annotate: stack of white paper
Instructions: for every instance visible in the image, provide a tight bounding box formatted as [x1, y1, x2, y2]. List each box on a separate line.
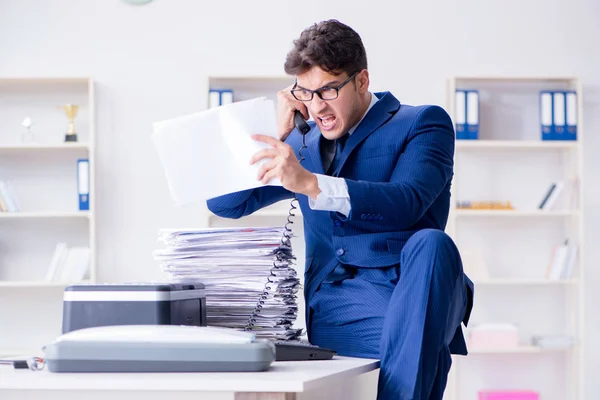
[153, 226, 302, 340]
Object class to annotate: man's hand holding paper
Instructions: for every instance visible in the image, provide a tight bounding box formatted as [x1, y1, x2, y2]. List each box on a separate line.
[250, 134, 319, 200]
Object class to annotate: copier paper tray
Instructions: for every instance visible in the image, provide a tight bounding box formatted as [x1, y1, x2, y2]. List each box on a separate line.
[43, 325, 275, 373]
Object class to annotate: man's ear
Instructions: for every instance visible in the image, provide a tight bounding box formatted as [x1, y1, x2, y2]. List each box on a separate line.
[356, 69, 369, 94]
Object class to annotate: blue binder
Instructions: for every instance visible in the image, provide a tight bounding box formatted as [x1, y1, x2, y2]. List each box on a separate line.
[553, 91, 566, 140]
[565, 91, 577, 140]
[208, 89, 234, 108]
[465, 90, 479, 140]
[454, 90, 467, 139]
[77, 158, 90, 211]
[220, 89, 233, 105]
[540, 91, 554, 140]
[208, 90, 220, 108]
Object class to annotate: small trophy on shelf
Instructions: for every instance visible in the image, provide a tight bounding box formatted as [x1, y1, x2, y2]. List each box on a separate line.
[20, 117, 36, 143]
[63, 104, 79, 142]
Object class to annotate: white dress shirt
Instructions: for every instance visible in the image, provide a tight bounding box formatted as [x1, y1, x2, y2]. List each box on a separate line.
[308, 92, 379, 217]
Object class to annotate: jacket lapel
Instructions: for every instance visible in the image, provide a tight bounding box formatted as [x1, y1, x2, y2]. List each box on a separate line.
[331, 91, 400, 176]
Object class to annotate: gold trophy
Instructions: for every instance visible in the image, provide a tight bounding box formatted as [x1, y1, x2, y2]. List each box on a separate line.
[63, 104, 79, 142]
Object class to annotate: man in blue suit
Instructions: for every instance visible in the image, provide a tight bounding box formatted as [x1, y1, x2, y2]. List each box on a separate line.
[207, 19, 474, 400]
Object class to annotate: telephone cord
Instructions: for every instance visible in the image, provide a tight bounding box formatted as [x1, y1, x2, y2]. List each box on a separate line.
[245, 133, 308, 332]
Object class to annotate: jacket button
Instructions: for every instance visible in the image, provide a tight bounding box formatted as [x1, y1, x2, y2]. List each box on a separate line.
[378, 215, 383, 220]
[334, 220, 342, 227]
[336, 248, 345, 256]
[361, 213, 367, 220]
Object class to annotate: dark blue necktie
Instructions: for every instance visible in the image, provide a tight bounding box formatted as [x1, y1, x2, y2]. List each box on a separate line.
[327, 134, 348, 175]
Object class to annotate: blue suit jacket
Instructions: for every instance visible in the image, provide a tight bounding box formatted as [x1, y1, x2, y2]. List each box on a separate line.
[207, 91, 474, 354]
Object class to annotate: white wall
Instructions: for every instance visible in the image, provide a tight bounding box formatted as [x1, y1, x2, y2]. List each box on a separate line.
[1, 0, 599, 397]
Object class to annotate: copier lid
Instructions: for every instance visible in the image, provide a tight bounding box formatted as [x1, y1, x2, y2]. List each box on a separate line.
[54, 325, 256, 344]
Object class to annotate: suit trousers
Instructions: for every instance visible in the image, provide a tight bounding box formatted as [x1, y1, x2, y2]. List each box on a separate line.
[309, 229, 467, 400]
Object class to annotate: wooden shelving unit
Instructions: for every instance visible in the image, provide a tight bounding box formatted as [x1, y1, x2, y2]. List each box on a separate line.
[0, 77, 96, 354]
[445, 76, 584, 400]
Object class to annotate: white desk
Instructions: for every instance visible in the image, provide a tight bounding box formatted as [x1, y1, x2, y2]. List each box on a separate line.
[0, 356, 380, 400]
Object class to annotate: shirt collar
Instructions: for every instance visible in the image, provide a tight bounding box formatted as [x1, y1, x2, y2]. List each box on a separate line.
[348, 92, 379, 136]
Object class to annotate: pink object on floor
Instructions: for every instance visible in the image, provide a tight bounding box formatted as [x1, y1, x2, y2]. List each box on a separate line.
[478, 390, 539, 400]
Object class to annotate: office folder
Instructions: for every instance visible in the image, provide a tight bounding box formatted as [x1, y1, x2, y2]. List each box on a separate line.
[209, 90, 221, 108]
[220, 90, 233, 105]
[466, 90, 479, 139]
[565, 91, 577, 140]
[540, 91, 554, 140]
[454, 90, 467, 139]
[553, 91, 566, 140]
[208, 89, 234, 108]
[77, 158, 89, 211]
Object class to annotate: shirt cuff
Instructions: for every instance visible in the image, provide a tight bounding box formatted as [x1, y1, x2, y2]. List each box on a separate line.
[308, 174, 351, 217]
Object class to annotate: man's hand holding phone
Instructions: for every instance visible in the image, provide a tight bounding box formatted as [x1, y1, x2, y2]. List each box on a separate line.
[247, 85, 318, 199]
[276, 85, 309, 141]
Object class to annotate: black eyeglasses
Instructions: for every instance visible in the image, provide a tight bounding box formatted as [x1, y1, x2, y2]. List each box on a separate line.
[291, 71, 358, 102]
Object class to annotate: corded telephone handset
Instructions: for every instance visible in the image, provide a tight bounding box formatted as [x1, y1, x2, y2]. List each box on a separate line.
[244, 110, 335, 361]
[294, 109, 311, 135]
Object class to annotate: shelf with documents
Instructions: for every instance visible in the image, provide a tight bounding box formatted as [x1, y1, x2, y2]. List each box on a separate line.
[206, 75, 293, 108]
[0, 77, 96, 353]
[445, 76, 584, 400]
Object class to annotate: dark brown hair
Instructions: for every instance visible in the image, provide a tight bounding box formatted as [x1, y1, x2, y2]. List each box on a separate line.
[284, 19, 367, 77]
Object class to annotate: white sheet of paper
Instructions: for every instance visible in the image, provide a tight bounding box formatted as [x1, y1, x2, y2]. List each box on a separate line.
[151, 97, 282, 207]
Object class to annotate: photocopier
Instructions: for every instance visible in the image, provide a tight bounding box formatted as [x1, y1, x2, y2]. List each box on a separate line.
[61, 282, 208, 333]
[40, 282, 334, 373]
